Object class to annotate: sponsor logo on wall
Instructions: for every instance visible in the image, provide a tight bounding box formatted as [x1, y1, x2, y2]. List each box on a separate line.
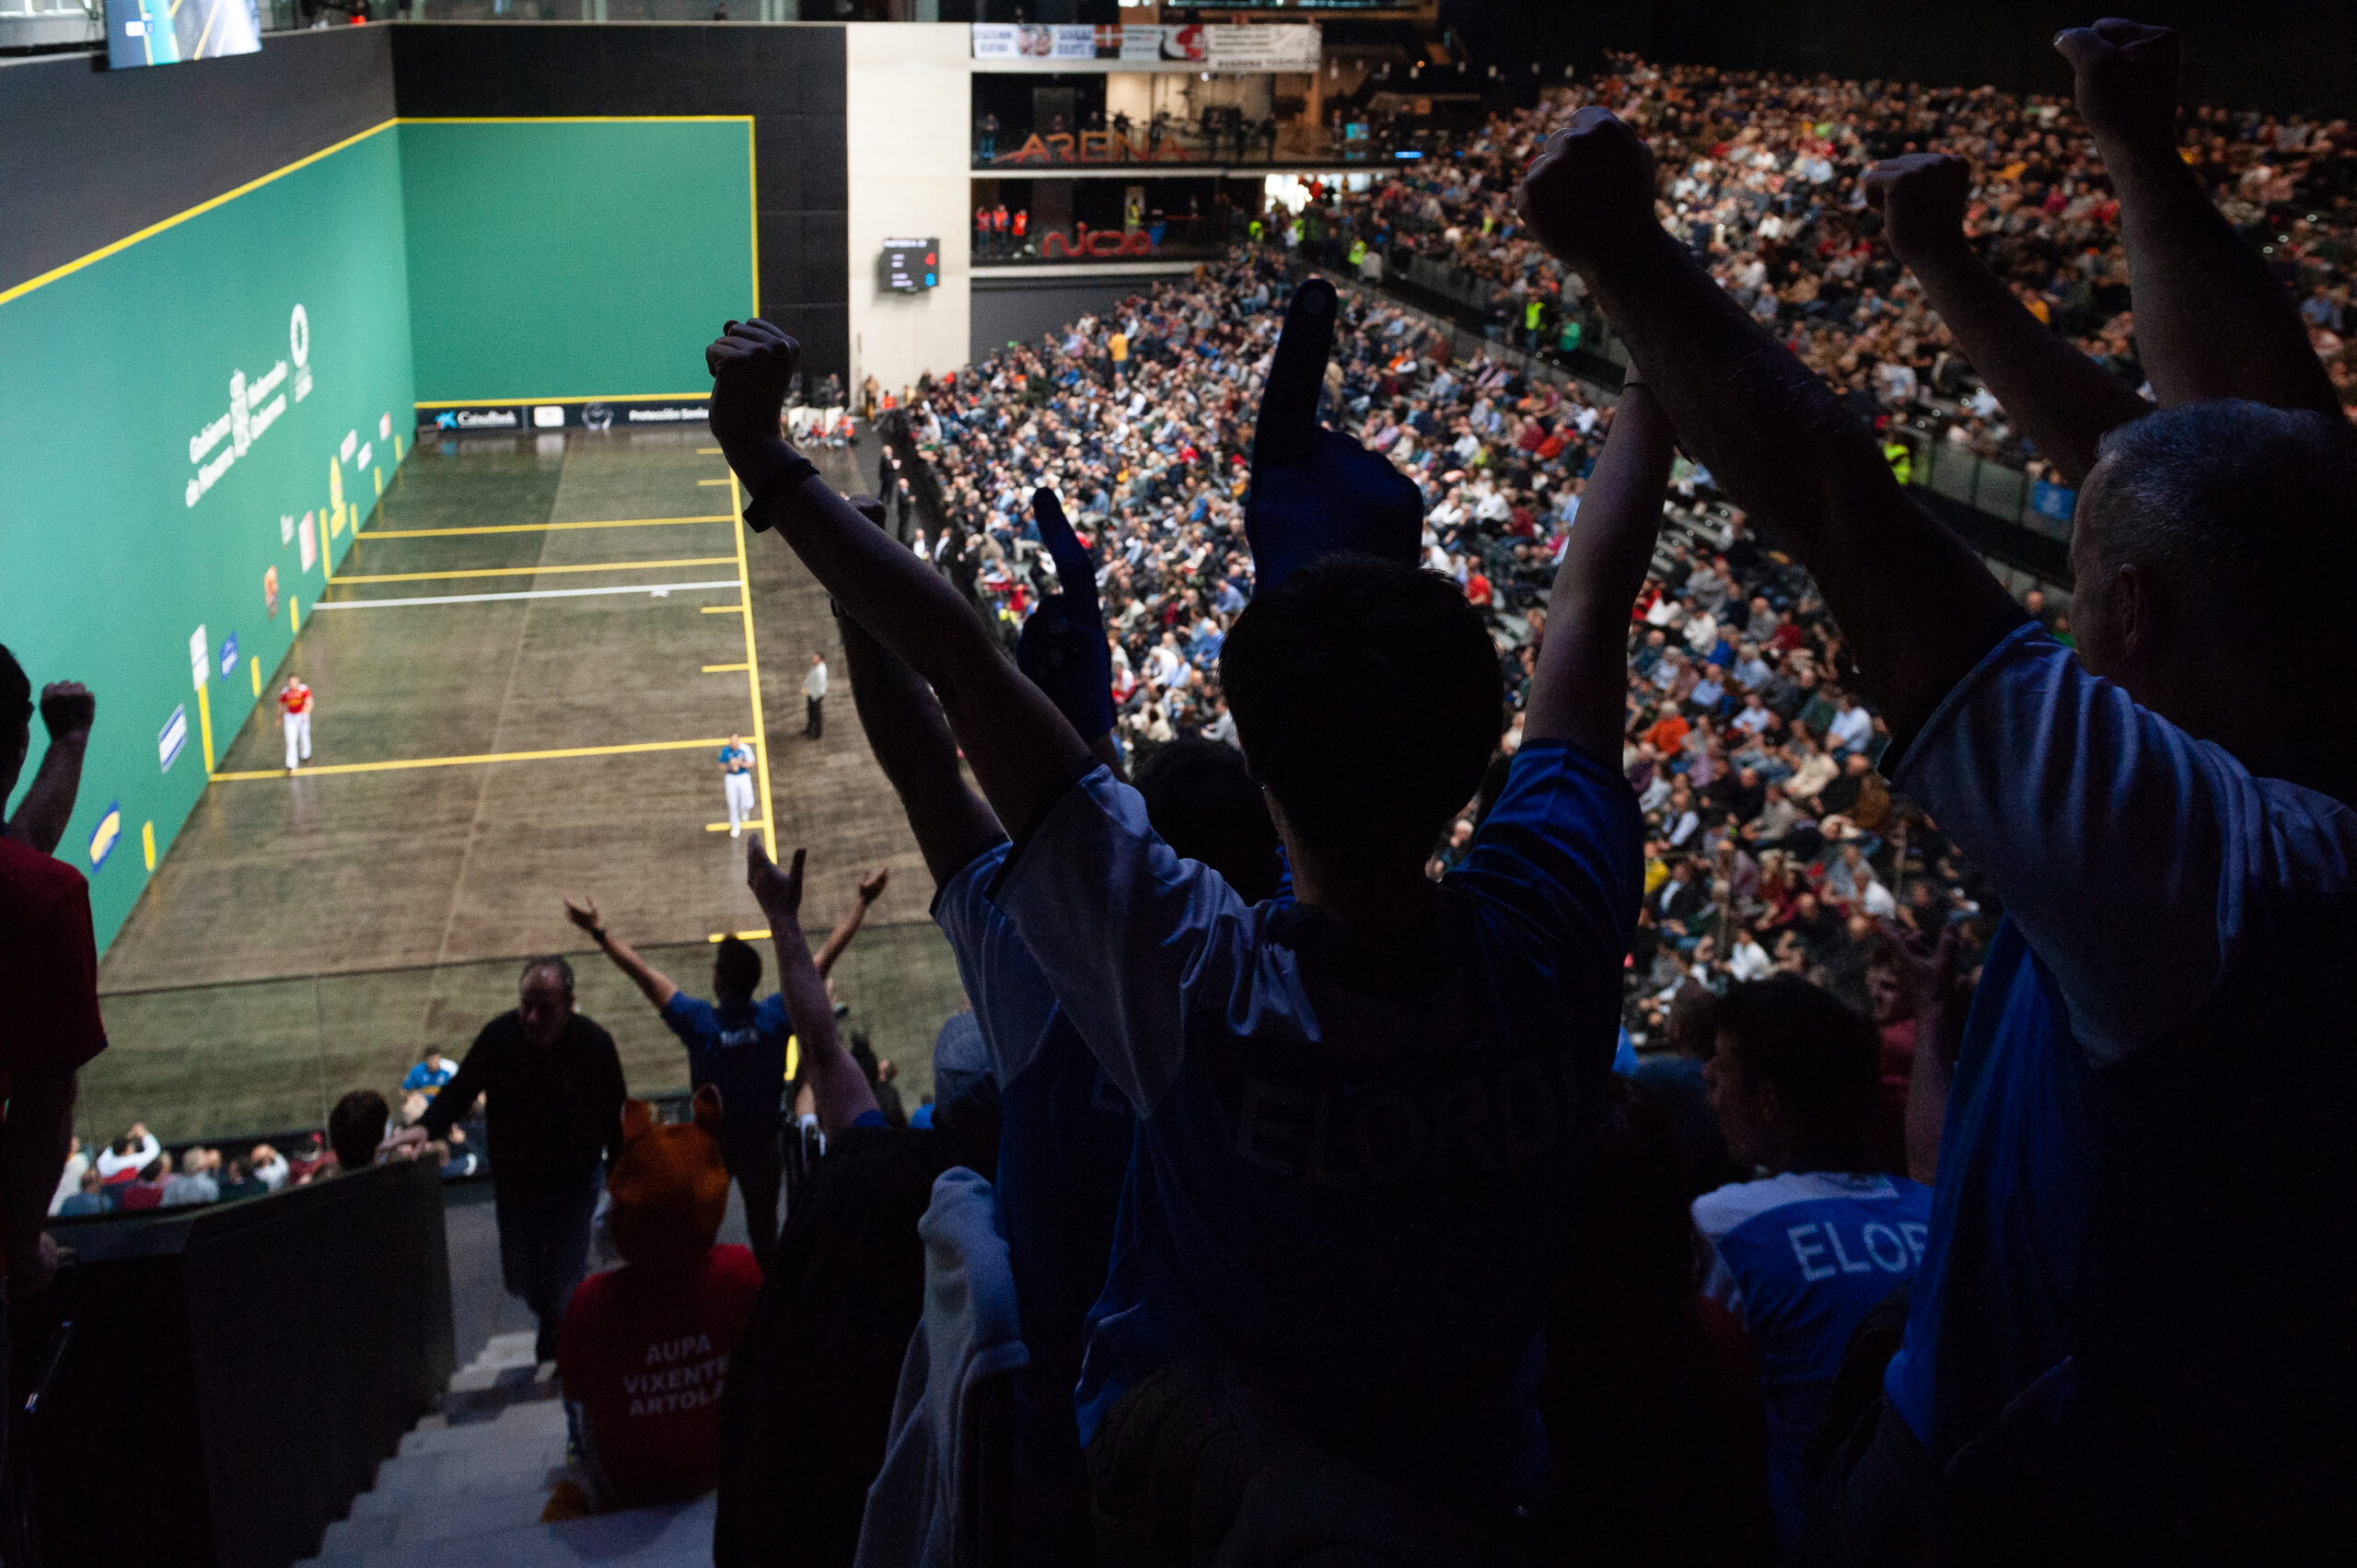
[424, 401, 708, 432]
[185, 304, 314, 509]
[970, 22, 1317, 69]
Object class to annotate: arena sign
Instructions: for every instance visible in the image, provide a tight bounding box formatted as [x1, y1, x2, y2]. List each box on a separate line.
[421, 399, 709, 433]
[184, 303, 316, 509]
[970, 22, 1318, 71]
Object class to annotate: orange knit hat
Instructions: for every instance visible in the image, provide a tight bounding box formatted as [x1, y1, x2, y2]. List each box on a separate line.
[605, 1085, 730, 1265]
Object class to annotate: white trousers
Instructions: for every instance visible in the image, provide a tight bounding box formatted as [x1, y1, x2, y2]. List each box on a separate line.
[283, 710, 311, 769]
[725, 771, 756, 830]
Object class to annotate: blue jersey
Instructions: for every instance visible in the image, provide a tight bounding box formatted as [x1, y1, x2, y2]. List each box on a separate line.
[935, 843, 1135, 1551]
[660, 993, 789, 1146]
[989, 742, 1643, 1512]
[1880, 627, 2357, 1536]
[718, 743, 753, 774]
[402, 1060, 454, 1094]
[1694, 1171, 1931, 1539]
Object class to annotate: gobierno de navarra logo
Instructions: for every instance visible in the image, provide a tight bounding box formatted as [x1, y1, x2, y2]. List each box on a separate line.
[185, 303, 314, 509]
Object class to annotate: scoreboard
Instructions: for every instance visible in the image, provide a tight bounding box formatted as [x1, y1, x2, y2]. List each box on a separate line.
[881, 238, 939, 294]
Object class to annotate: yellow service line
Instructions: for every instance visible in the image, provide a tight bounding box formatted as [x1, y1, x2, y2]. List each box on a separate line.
[705, 819, 769, 833]
[699, 604, 743, 615]
[697, 447, 722, 455]
[702, 662, 749, 673]
[697, 478, 735, 487]
[355, 515, 731, 540]
[211, 736, 748, 783]
[329, 557, 736, 586]
[709, 928, 772, 944]
[729, 471, 778, 860]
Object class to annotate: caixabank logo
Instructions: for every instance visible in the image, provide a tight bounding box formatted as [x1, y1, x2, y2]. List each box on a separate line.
[185, 303, 314, 508]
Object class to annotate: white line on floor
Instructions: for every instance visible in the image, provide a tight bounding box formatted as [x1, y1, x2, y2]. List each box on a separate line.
[310, 579, 744, 610]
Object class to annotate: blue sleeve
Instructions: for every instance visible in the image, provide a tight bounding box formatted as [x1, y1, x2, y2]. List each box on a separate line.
[401, 1063, 426, 1092]
[1892, 625, 2357, 1064]
[660, 993, 718, 1049]
[991, 766, 1266, 1117]
[934, 843, 1063, 1088]
[1449, 741, 1647, 973]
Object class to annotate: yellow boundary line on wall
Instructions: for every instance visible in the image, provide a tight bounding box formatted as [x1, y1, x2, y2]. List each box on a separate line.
[0, 115, 756, 310]
[211, 736, 750, 783]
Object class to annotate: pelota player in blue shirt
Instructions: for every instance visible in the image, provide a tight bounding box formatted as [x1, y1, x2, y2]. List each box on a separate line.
[702, 283, 1676, 1520]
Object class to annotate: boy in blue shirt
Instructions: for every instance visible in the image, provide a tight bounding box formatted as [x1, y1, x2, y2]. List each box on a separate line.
[401, 1046, 456, 1098]
[1517, 29, 2357, 1556]
[703, 296, 1673, 1518]
[1693, 976, 1931, 1542]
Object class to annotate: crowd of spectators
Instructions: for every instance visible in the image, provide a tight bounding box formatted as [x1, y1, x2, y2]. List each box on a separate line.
[1302, 53, 2357, 469]
[893, 250, 1989, 1050]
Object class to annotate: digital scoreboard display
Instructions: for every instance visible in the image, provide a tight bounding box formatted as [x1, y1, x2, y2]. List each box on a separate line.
[882, 238, 939, 295]
[106, 0, 261, 69]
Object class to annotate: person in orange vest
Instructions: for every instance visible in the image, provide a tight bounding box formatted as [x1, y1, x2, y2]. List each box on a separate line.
[278, 676, 313, 773]
[1012, 207, 1029, 255]
[975, 204, 992, 257]
[991, 203, 1010, 258]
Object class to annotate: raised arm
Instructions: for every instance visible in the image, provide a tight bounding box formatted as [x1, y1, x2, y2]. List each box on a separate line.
[813, 866, 888, 981]
[563, 897, 678, 1009]
[834, 494, 1007, 888]
[3, 684, 93, 856]
[1864, 154, 2150, 486]
[1245, 278, 1423, 584]
[1516, 110, 2026, 743]
[746, 842, 877, 1138]
[1522, 376, 1675, 758]
[707, 321, 1092, 841]
[2055, 19, 2340, 418]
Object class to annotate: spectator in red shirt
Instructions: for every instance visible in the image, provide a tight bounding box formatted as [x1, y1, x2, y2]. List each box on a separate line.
[117, 1155, 170, 1212]
[552, 1086, 761, 1516]
[0, 643, 108, 1474]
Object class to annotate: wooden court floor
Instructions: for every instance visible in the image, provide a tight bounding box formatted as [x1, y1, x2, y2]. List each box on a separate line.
[87, 431, 961, 1143]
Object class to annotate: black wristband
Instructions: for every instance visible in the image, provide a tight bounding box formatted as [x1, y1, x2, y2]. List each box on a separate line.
[743, 454, 820, 533]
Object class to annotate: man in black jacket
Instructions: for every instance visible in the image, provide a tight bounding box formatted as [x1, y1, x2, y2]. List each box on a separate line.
[416, 956, 626, 1363]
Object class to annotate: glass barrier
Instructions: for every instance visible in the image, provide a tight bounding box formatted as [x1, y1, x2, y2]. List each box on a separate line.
[88, 919, 964, 1145]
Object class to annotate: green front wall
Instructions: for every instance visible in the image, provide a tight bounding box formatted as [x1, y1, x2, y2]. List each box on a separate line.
[397, 118, 757, 403]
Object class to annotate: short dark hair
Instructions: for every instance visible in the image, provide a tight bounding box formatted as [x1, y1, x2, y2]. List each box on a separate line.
[0, 644, 29, 736]
[1715, 975, 1880, 1171]
[328, 1089, 389, 1171]
[521, 955, 575, 993]
[1132, 738, 1285, 902]
[714, 935, 763, 999]
[1220, 554, 1502, 862]
[2094, 401, 2357, 655]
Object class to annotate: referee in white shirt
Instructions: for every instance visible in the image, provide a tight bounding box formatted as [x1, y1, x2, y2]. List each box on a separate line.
[802, 651, 828, 738]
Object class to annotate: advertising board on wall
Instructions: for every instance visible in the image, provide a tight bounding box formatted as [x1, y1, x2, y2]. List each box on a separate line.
[971, 22, 1318, 70]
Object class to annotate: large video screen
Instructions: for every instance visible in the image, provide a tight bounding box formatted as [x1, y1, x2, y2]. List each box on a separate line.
[105, 0, 261, 70]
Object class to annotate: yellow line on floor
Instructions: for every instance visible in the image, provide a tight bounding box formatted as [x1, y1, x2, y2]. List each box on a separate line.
[697, 478, 735, 486]
[702, 662, 749, 673]
[209, 737, 749, 783]
[328, 557, 737, 585]
[730, 470, 780, 861]
[700, 604, 745, 614]
[356, 515, 731, 540]
[705, 819, 769, 832]
[697, 447, 722, 454]
[709, 929, 772, 943]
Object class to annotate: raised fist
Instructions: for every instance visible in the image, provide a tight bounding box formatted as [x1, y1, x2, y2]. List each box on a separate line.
[2053, 19, 2179, 149]
[1515, 107, 1660, 268]
[1862, 154, 1973, 262]
[1245, 277, 1422, 587]
[38, 681, 93, 740]
[704, 318, 802, 478]
[1015, 488, 1117, 742]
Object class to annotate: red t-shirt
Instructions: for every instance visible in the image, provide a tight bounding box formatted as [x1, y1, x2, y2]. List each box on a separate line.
[278, 681, 311, 715]
[0, 837, 109, 1270]
[558, 1244, 763, 1507]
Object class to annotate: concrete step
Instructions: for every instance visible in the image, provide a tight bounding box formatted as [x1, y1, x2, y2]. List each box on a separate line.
[294, 1493, 714, 1568]
[351, 1449, 567, 1516]
[400, 1396, 567, 1457]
